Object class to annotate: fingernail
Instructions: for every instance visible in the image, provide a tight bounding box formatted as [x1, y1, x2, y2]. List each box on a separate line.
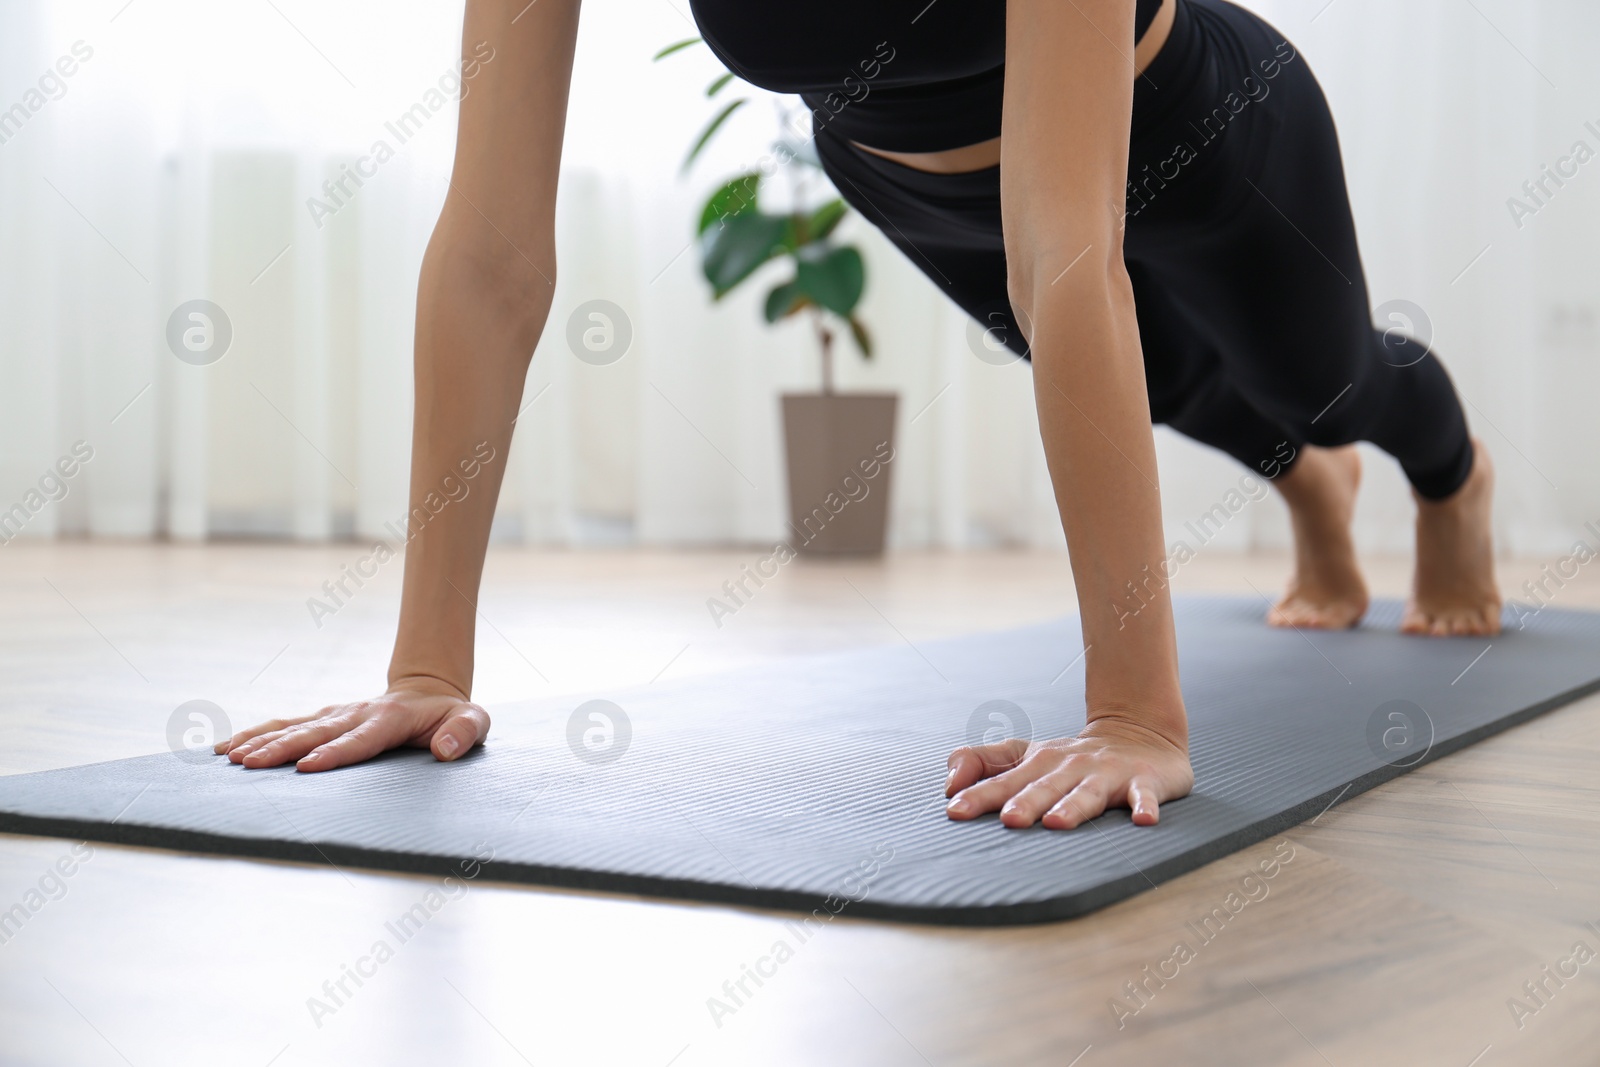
[947, 798, 969, 816]
[438, 734, 459, 758]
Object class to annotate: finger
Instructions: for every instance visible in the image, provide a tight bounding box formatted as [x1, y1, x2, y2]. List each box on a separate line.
[1000, 768, 1089, 829]
[216, 714, 321, 754]
[947, 751, 1060, 820]
[945, 738, 1030, 797]
[229, 719, 339, 762]
[1128, 778, 1161, 826]
[1040, 778, 1113, 831]
[238, 719, 356, 769]
[429, 703, 491, 761]
[298, 718, 410, 773]
[228, 728, 296, 763]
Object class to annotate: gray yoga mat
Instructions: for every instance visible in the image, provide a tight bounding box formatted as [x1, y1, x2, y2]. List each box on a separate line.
[1, 597, 1596, 925]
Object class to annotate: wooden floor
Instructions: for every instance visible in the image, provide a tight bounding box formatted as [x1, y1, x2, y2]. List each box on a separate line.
[1, 542, 1598, 1067]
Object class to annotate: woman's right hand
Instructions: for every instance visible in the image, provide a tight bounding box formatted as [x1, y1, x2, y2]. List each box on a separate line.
[215, 677, 490, 772]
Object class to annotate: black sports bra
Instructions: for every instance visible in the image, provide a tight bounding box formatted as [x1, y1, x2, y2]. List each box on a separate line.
[689, 0, 1165, 153]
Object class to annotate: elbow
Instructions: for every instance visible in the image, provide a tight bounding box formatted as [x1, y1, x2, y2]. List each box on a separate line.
[1004, 229, 1136, 366]
[1004, 224, 1128, 331]
[420, 230, 557, 366]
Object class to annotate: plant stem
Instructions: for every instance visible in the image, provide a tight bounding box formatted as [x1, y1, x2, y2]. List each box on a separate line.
[814, 311, 834, 394]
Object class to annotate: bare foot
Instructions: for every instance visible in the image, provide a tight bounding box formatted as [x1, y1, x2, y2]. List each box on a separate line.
[1268, 444, 1370, 629]
[1402, 438, 1502, 636]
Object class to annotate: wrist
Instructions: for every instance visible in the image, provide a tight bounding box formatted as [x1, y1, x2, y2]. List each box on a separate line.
[1085, 700, 1189, 751]
[1080, 607, 1186, 745]
[386, 671, 470, 702]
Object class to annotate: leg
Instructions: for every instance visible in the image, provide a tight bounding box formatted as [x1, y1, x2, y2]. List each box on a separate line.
[1125, 0, 1498, 634]
[1404, 438, 1499, 634]
[1130, 261, 1369, 627]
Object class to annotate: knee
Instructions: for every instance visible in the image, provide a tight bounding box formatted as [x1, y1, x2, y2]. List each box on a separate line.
[1298, 404, 1360, 448]
[1274, 327, 1393, 447]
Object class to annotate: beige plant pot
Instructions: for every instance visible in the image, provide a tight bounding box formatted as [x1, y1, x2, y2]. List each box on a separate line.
[780, 392, 898, 556]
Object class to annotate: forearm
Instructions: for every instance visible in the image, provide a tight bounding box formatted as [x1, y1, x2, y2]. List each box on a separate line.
[222, 0, 581, 773]
[385, 0, 577, 698]
[1028, 267, 1187, 743]
[387, 227, 552, 697]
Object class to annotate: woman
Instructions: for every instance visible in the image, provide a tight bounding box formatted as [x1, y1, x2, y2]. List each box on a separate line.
[216, 0, 1502, 832]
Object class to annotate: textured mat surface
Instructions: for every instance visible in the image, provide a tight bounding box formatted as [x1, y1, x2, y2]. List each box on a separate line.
[2, 597, 1597, 925]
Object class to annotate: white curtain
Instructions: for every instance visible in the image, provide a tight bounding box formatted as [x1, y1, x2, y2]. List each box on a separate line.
[1, 0, 1594, 556]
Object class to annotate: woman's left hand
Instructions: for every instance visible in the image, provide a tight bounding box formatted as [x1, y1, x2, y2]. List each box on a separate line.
[944, 714, 1193, 829]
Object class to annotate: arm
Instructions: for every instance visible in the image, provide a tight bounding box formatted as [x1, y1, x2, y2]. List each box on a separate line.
[945, 0, 1193, 828]
[219, 0, 582, 771]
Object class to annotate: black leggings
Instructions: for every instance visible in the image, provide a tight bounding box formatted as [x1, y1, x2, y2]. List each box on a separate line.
[814, 0, 1473, 499]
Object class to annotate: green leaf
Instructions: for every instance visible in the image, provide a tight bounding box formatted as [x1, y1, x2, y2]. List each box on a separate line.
[701, 212, 791, 297]
[763, 279, 810, 323]
[682, 98, 747, 173]
[806, 199, 848, 242]
[697, 172, 762, 235]
[775, 213, 802, 254]
[794, 245, 865, 317]
[848, 315, 873, 358]
[706, 71, 737, 97]
[653, 37, 702, 61]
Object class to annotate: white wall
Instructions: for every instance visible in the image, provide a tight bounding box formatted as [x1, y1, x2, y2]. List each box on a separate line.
[0, 0, 1594, 557]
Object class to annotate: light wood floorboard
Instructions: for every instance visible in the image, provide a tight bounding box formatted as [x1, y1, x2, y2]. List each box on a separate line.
[1, 543, 1597, 1066]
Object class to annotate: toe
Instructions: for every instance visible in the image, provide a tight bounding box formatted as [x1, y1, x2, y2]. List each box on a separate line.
[1285, 607, 1312, 628]
[1303, 606, 1339, 629]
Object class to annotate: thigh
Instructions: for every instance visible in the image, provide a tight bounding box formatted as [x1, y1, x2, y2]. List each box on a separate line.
[818, 122, 1296, 469]
[1126, 0, 1379, 429]
[815, 131, 1028, 356]
[1129, 259, 1299, 474]
[1126, 260, 1220, 425]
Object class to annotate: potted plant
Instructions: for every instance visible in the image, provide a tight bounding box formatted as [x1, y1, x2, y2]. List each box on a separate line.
[655, 39, 898, 555]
